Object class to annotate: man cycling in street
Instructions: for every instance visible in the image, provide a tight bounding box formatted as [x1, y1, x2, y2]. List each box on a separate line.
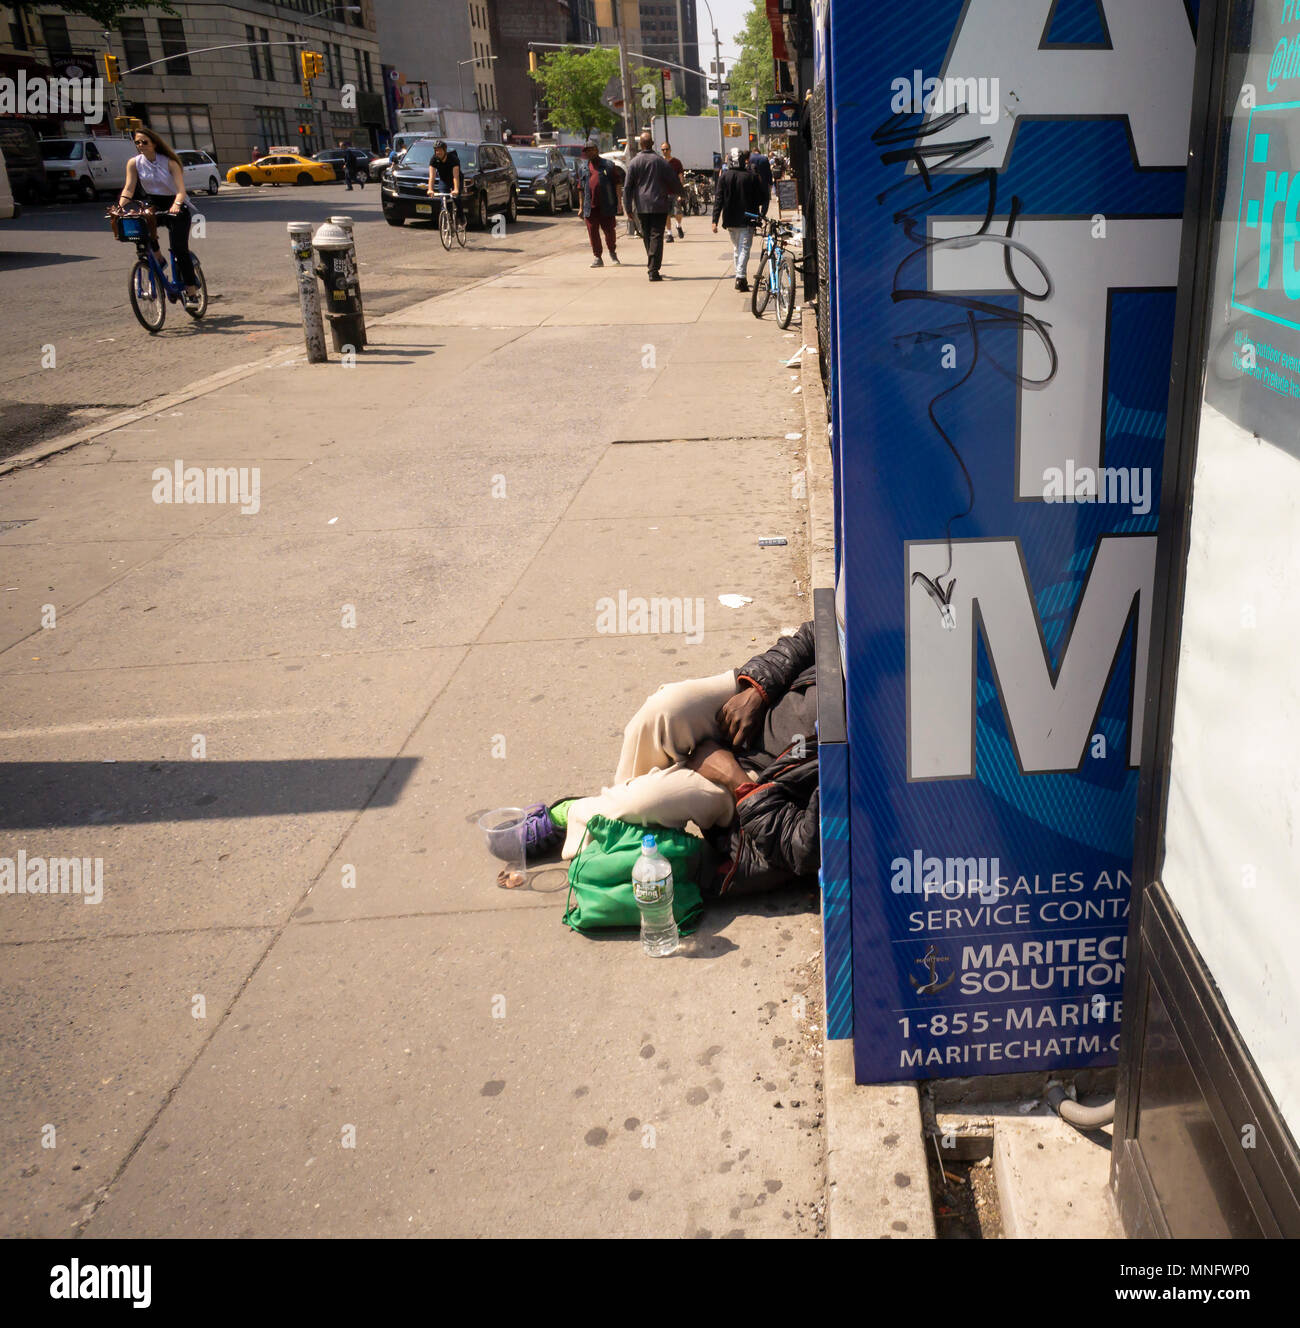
[426, 140, 464, 224]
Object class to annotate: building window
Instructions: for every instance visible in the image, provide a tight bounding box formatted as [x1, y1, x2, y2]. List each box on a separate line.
[259, 29, 274, 81]
[257, 105, 289, 149]
[360, 49, 374, 93]
[246, 26, 264, 79]
[158, 18, 191, 75]
[39, 13, 72, 64]
[119, 17, 152, 73]
[143, 105, 213, 152]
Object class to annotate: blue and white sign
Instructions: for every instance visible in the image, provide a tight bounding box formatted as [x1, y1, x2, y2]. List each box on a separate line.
[827, 0, 1199, 1082]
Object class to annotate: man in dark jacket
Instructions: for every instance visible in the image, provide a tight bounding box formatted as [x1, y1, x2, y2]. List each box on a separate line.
[578, 140, 621, 267]
[561, 623, 819, 896]
[712, 148, 768, 291]
[622, 129, 682, 281]
[748, 147, 772, 216]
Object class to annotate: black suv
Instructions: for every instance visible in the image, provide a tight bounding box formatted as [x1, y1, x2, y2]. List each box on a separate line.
[507, 146, 575, 213]
[381, 140, 517, 228]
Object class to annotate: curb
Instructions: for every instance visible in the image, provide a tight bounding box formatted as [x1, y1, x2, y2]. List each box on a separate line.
[798, 307, 936, 1239]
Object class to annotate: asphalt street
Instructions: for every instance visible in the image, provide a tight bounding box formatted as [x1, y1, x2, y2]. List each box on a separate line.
[0, 181, 588, 457]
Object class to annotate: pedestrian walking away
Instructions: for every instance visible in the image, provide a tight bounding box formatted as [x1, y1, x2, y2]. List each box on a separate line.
[712, 148, 766, 291]
[579, 140, 621, 267]
[622, 130, 683, 281]
[749, 147, 773, 218]
[661, 141, 686, 241]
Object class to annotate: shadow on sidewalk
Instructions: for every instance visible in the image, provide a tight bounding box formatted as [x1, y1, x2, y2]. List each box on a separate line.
[0, 758, 419, 829]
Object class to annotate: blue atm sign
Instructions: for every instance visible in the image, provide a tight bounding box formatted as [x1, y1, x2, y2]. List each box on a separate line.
[829, 0, 1198, 1082]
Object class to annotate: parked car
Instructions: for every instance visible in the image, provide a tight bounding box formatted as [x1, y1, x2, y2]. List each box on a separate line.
[0, 154, 18, 220]
[507, 146, 574, 213]
[0, 122, 48, 203]
[368, 153, 391, 181]
[555, 143, 588, 198]
[226, 153, 334, 187]
[381, 139, 517, 228]
[40, 136, 135, 200]
[177, 149, 222, 196]
[311, 147, 369, 181]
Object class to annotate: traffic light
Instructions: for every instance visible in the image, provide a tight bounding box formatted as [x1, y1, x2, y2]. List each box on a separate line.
[528, 51, 538, 73]
[103, 53, 120, 84]
[301, 50, 324, 81]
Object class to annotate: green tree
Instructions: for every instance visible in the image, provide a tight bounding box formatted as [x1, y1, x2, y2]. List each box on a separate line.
[729, 0, 775, 115]
[529, 46, 623, 139]
[667, 96, 688, 116]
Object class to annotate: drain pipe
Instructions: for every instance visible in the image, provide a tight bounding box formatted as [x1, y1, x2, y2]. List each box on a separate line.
[1046, 1080, 1115, 1131]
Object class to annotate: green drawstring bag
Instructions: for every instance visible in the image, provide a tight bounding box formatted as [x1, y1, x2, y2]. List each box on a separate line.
[563, 814, 710, 935]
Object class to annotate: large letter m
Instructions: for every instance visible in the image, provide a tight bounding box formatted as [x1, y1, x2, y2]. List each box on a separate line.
[907, 536, 1155, 778]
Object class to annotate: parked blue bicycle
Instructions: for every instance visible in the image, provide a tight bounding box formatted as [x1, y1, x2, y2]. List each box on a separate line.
[747, 212, 797, 329]
[107, 203, 208, 334]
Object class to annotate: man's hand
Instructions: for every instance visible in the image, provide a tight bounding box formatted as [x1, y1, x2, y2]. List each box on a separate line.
[717, 685, 765, 747]
[687, 740, 749, 796]
[711, 222, 718, 232]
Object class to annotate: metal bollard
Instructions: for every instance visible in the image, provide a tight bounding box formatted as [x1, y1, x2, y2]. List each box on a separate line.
[312, 220, 366, 353]
[288, 221, 327, 364]
[328, 216, 367, 347]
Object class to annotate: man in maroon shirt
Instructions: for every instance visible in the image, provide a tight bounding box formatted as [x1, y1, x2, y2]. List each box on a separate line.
[660, 141, 685, 241]
[578, 140, 622, 267]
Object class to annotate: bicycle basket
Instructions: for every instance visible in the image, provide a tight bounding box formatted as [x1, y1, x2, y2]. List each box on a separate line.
[111, 212, 157, 244]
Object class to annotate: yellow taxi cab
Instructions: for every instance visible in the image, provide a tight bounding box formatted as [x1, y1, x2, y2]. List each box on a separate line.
[226, 151, 334, 187]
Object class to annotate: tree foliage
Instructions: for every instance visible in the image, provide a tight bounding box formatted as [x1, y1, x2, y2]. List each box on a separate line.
[529, 47, 623, 139]
[729, 0, 775, 114]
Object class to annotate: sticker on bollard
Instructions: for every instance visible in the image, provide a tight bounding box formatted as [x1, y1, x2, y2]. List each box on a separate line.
[312, 221, 367, 353]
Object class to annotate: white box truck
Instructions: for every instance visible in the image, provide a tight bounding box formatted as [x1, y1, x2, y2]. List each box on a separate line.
[40, 135, 136, 200]
[639, 116, 729, 171]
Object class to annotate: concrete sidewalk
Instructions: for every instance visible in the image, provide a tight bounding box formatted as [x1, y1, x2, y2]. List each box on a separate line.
[0, 221, 826, 1236]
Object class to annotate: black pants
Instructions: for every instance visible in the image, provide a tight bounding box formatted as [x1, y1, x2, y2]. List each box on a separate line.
[145, 194, 197, 287]
[639, 211, 667, 275]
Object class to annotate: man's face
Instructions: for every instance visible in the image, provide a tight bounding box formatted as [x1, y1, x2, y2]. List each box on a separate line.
[435, 147, 446, 161]
[660, 145, 670, 158]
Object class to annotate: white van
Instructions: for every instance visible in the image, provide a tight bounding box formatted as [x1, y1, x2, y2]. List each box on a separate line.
[39, 136, 136, 201]
[0, 154, 17, 219]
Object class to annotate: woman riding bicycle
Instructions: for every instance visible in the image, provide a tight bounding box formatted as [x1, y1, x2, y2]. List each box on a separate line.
[116, 127, 201, 304]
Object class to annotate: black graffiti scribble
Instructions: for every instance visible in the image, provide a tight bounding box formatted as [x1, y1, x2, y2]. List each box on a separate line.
[869, 102, 1060, 621]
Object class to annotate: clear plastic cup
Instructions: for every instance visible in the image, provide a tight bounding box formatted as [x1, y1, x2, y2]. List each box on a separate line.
[479, 807, 527, 888]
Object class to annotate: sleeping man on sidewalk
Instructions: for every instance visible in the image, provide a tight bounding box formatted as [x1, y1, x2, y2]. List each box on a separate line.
[561, 623, 820, 896]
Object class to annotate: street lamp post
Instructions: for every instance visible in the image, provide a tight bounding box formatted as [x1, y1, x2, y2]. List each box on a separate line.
[698, 0, 727, 168]
[458, 55, 499, 137]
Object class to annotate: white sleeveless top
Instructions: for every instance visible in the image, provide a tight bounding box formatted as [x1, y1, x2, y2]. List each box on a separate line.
[134, 151, 177, 195]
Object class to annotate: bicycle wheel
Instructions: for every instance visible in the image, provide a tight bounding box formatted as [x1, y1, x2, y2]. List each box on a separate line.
[776, 250, 796, 329]
[455, 206, 468, 247]
[129, 258, 166, 333]
[752, 252, 772, 317]
[439, 204, 454, 250]
[182, 257, 209, 320]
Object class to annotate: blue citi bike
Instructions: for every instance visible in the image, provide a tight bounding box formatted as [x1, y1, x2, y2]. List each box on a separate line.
[108, 203, 208, 334]
[748, 211, 798, 329]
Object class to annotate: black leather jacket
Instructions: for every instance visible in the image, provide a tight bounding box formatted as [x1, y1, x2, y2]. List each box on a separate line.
[707, 622, 819, 896]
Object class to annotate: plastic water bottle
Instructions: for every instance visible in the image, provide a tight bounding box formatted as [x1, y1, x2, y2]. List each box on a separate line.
[632, 834, 679, 957]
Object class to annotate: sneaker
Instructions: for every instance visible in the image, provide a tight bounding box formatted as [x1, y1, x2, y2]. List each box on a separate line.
[649, 272, 663, 281]
[590, 256, 604, 267]
[676, 224, 684, 237]
[665, 233, 674, 243]
[610, 252, 620, 265]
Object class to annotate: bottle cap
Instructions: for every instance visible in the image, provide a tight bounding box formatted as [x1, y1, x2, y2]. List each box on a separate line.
[642, 833, 657, 851]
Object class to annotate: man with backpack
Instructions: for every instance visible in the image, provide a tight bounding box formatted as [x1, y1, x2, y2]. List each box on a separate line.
[711, 148, 768, 291]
